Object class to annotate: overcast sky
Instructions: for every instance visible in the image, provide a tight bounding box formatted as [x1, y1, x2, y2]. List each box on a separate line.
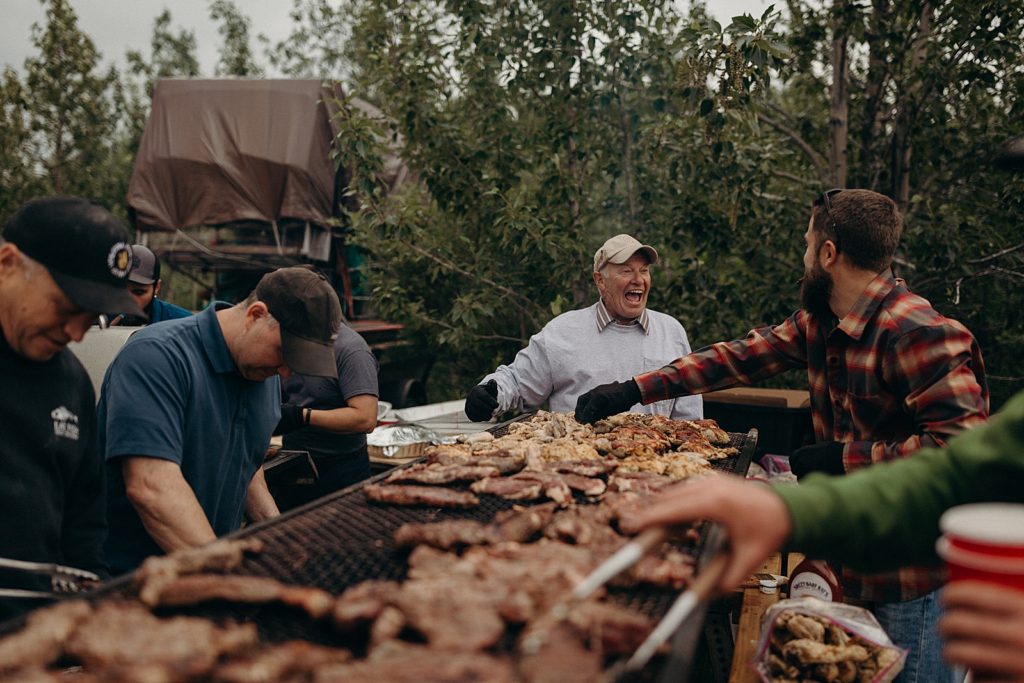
[1, 0, 777, 76]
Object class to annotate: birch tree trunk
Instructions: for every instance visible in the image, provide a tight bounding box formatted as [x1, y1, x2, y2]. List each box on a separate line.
[829, 1, 850, 188]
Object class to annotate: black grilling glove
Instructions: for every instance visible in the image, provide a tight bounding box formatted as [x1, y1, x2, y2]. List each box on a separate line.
[275, 403, 305, 435]
[465, 380, 499, 422]
[789, 441, 845, 480]
[574, 379, 642, 425]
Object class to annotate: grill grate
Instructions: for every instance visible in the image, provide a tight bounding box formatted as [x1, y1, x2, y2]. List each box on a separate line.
[2, 429, 758, 677]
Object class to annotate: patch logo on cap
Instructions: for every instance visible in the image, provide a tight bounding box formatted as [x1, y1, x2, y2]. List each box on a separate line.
[108, 242, 132, 278]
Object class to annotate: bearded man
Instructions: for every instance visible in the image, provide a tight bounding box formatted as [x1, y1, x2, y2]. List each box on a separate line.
[576, 188, 988, 683]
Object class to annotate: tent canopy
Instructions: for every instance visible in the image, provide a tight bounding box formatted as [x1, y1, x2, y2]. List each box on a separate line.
[128, 78, 402, 233]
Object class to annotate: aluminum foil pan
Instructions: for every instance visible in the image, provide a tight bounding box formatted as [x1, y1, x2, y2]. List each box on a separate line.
[366, 423, 456, 457]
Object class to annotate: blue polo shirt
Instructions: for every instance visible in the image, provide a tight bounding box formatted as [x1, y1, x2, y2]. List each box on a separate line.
[99, 303, 280, 575]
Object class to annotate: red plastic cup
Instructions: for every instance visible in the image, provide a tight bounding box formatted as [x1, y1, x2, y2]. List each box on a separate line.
[937, 504, 1024, 591]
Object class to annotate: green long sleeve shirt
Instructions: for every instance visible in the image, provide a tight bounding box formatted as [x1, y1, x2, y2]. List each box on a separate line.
[776, 390, 1024, 573]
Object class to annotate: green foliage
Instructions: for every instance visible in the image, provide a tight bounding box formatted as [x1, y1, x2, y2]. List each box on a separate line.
[768, 0, 1024, 407]
[0, 0, 123, 219]
[209, 0, 265, 77]
[326, 0, 794, 399]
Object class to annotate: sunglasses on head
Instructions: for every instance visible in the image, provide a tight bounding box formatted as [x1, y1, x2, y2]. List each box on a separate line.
[814, 188, 844, 252]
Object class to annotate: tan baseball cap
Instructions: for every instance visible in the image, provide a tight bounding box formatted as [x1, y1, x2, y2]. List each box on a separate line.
[593, 234, 659, 272]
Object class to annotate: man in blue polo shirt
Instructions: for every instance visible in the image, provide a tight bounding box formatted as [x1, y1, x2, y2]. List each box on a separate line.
[99, 266, 342, 574]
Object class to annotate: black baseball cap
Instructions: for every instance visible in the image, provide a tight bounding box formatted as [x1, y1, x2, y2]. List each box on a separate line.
[2, 197, 144, 317]
[255, 266, 341, 377]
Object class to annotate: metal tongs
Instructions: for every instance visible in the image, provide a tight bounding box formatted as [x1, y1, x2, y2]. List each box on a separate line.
[563, 524, 730, 681]
[0, 557, 101, 599]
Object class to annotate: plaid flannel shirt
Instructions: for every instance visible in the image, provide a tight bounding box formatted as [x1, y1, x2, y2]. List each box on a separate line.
[635, 269, 989, 602]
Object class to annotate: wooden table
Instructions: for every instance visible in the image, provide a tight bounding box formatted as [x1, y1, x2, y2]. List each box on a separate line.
[728, 553, 804, 683]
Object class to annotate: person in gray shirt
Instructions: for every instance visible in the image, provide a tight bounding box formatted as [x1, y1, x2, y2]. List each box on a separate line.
[278, 323, 380, 505]
[464, 233, 703, 421]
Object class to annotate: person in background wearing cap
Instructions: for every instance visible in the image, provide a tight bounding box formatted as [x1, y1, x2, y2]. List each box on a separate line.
[113, 244, 191, 326]
[273, 319, 380, 508]
[621, 137, 1024, 682]
[463, 233, 703, 422]
[98, 266, 341, 574]
[576, 190, 989, 683]
[0, 196, 143, 616]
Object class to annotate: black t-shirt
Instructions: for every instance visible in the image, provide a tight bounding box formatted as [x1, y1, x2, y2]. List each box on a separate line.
[0, 327, 107, 616]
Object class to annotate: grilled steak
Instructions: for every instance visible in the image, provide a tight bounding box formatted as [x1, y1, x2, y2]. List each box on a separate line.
[213, 640, 351, 683]
[555, 471, 606, 496]
[426, 449, 526, 474]
[548, 459, 619, 478]
[384, 463, 501, 485]
[153, 573, 335, 619]
[470, 475, 543, 500]
[392, 577, 506, 651]
[314, 643, 516, 683]
[363, 483, 479, 508]
[393, 519, 491, 550]
[65, 601, 258, 675]
[333, 580, 403, 630]
[0, 599, 92, 672]
[135, 537, 263, 606]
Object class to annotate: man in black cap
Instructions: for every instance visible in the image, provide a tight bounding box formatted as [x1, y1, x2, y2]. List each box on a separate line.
[98, 266, 342, 573]
[0, 196, 143, 614]
[115, 244, 191, 326]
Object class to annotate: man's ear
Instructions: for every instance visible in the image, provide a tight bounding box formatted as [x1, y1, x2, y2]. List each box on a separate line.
[819, 239, 839, 269]
[245, 300, 270, 326]
[592, 270, 604, 292]
[0, 243, 25, 282]
[154, 278, 162, 297]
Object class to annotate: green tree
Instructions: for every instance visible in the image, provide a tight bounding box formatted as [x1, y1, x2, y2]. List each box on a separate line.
[0, 67, 43, 219]
[760, 0, 1024, 406]
[330, 0, 791, 400]
[266, 0, 355, 79]
[210, 0, 264, 77]
[3, 0, 121, 214]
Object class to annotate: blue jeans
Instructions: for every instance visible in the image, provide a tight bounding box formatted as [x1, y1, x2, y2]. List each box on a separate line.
[873, 588, 963, 683]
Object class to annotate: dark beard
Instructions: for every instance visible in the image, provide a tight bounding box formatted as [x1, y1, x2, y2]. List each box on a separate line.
[800, 263, 834, 319]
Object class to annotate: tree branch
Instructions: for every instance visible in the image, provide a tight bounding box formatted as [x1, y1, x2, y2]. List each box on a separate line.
[968, 242, 1024, 265]
[403, 241, 544, 329]
[757, 112, 828, 179]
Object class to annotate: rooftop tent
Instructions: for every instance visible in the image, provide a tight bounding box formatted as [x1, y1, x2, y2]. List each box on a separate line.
[125, 78, 408, 312]
[128, 78, 345, 234]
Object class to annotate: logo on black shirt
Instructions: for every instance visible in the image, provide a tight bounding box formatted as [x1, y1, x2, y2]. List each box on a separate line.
[51, 406, 80, 441]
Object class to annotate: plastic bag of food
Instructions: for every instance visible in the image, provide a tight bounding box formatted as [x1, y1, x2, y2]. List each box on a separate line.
[753, 597, 906, 683]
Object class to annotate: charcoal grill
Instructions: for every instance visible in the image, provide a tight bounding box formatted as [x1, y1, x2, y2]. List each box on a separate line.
[1, 427, 758, 680]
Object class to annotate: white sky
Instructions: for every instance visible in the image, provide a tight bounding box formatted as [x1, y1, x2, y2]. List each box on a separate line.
[0, 0, 778, 75]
